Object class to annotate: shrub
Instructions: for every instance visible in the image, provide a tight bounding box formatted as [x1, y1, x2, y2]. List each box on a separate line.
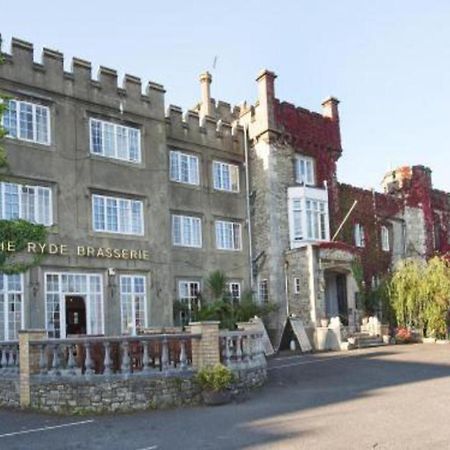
[196, 364, 234, 392]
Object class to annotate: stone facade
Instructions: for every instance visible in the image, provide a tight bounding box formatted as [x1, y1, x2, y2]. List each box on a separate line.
[0, 37, 448, 348]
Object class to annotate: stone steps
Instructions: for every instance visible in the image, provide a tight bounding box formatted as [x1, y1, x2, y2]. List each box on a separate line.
[347, 334, 386, 349]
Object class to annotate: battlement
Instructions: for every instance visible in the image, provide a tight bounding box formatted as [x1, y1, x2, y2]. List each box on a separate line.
[0, 37, 165, 119]
[166, 104, 244, 155]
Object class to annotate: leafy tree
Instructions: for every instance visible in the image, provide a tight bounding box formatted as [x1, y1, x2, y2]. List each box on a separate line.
[389, 257, 450, 338]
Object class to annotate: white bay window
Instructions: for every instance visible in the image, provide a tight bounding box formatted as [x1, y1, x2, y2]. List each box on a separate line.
[288, 186, 330, 248]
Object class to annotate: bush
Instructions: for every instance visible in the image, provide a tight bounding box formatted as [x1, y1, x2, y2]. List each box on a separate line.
[196, 364, 234, 392]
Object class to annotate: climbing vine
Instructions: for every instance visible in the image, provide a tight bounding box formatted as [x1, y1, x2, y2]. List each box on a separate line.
[0, 46, 48, 273]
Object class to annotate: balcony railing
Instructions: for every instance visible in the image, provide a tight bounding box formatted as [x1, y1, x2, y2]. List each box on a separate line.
[29, 333, 201, 378]
[0, 341, 19, 374]
[219, 330, 266, 371]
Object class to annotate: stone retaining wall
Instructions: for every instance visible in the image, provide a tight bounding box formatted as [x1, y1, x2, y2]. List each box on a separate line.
[0, 376, 20, 408]
[29, 373, 201, 414]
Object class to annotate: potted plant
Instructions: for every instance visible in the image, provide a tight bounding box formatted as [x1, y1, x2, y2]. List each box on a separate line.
[196, 363, 234, 406]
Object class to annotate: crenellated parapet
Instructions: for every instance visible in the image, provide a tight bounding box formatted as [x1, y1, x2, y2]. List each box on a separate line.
[166, 104, 244, 155]
[0, 37, 165, 119]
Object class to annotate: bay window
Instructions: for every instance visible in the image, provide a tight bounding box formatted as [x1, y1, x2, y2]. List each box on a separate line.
[288, 186, 330, 248]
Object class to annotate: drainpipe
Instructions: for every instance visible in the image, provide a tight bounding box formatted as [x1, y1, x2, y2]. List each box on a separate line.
[244, 124, 254, 290]
[284, 261, 290, 317]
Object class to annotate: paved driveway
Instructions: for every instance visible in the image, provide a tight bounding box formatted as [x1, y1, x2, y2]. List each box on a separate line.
[1, 344, 450, 449]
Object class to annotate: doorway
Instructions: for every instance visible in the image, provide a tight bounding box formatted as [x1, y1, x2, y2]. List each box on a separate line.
[65, 296, 87, 336]
[325, 271, 348, 325]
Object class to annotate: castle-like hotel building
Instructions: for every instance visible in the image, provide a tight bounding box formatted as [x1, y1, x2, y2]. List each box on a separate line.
[0, 38, 448, 345]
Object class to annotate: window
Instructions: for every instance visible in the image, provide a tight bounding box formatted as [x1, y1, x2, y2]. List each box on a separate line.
[177, 280, 200, 325]
[295, 155, 315, 186]
[258, 279, 268, 303]
[215, 221, 241, 251]
[0, 274, 24, 341]
[2, 99, 50, 145]
[92, 194, 143, 235]
[170, 151, 199, 185]
[288, 186, 330, 248]
[45, 273, 103, 338]
[294, 277, 301, 294]
[306, 199, 328, 240]
[354, 223, 365, 248]
[213, 161, 239, 192]
[381, 225, 390, 252]
[0, 182, 52, 225]
[172, 215, 202, 248]
[228, 282, 241, 302]
[120, 275, 147, 335]
[89, 118, 141, 163]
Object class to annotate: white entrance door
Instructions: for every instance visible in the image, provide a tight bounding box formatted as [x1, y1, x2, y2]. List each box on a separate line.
[45, 272, 104, 338]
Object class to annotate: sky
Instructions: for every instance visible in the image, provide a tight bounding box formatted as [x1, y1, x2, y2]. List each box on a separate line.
[1, 1, 449, 192]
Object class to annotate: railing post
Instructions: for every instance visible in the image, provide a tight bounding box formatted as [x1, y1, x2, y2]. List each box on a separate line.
[161, 337, 169, 372]
[121, 341, 131, 375]
[189, 321, 220, 371]
[179, 339, 187, 371]
[0, 346, 7, 372]
[142, 341, 151, 373]
[18, 330, 47, 408]
[103, 341, 112, 375]
[66, 344, 76, 376]
[49, 344, 61, 376]
[84, 342, 95, 376]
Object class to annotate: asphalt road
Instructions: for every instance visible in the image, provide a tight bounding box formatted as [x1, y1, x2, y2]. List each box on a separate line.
[1, 344, 450, 450]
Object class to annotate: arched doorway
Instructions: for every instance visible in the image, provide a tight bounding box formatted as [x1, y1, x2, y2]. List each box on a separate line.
[65, 296, 87, 336]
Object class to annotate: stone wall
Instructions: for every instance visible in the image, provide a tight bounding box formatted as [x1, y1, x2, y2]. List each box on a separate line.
[0, 376, 20, 408]
[26, 367, 267, 414]
[29, 373, 201, 414]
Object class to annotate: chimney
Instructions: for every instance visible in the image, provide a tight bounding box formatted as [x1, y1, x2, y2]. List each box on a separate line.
[199, 71, 213, 118]
[256, 69, 277, 131]
[322, 96, 340, 121]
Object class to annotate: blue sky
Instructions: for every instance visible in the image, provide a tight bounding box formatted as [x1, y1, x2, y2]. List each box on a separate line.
[1, 1, 449, 191]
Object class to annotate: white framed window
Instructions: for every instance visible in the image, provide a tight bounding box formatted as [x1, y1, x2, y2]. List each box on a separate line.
[381, 225, 390, 252]
[294, 277, 301, 294]
[178, 280, 200, 311]
[89, 118, 141, 163]
[288, 187, 330, 248]
[0, 274, 24, 341]
[258, 279, 269, 303]
[228, 282, 241, 301]
[213, 161, 239, 192]
[172, 215, 202, 248]
[92, 194, 144, 235]
[0, 182, 52, 225]
[120, 275, 147, 335]
[170, 150, 199, 185]
[2, 99, 50, 145]
[354, 223, 365, 248]
[215, 221, 242, 251]
[295, 155, 315, 186]
[45, 272, 103, 339]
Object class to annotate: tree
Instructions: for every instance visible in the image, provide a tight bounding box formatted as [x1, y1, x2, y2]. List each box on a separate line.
[389, 257, 450, 338]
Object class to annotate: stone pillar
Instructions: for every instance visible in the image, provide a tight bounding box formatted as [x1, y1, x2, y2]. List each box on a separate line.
[189, 321, 220, 370]
[19, 329, 46, 407]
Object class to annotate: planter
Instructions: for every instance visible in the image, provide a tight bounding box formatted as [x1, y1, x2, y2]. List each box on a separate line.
[382, 335, 390, 344]
[422, 337, 436, 344]
[320, 318, 329, 328]
[201, 390, 232, 406]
